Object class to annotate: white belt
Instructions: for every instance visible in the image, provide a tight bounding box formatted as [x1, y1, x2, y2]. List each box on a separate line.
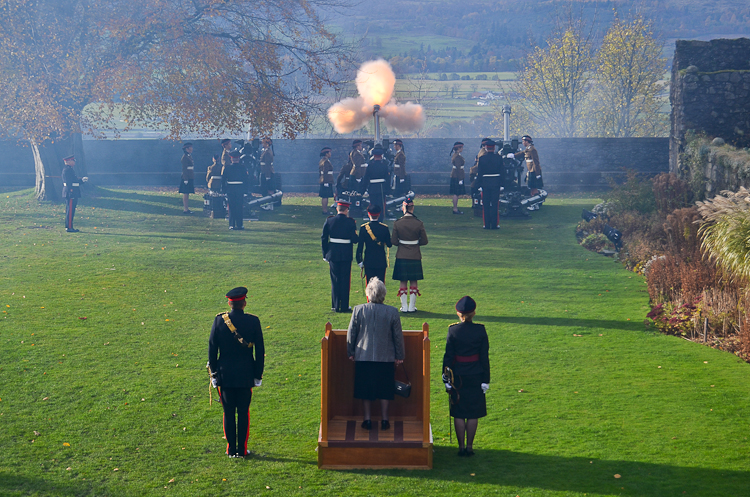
[329, 238, 351, 244]
[187, 166, 194, 170]
[526, 159, 533, 163]
[211, 176, 222, 179]
[452, 166, 456, 168]
[260, 162, 266, 165]
[227, 181, 243, 185]
[360, 164, 367, 167]
[483, 174, 500, 177]
[399, 239, 419, 245]
[64, 183, 80, 187]
[370, 178, 385, 183]
[394, 165, 401, 168]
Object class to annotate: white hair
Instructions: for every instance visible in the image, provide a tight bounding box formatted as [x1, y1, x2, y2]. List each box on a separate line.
[365, 277, 387, 304]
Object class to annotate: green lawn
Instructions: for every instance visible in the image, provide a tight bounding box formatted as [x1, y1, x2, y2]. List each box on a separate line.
[1, 189, 749, 496]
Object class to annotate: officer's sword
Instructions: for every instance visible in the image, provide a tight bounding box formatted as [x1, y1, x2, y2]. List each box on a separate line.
[444, 367, 457, 444]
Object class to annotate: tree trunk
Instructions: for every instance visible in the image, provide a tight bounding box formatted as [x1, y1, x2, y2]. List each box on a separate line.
[33, 133, 88, 202]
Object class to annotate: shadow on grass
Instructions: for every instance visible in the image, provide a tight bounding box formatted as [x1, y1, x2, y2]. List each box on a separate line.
[344, 447, 750, 495]
[412, 311, 641, 332]
[0, 472, 109, 497]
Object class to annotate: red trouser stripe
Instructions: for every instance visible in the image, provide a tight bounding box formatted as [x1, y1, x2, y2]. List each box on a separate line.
[243, 409, 250, 455]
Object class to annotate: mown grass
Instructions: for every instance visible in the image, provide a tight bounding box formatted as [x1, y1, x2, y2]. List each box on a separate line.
[1, 188, 749, 496]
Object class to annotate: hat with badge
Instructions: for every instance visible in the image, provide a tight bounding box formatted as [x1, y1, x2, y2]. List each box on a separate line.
[63, 155, 75, 164]
[320, 146, 332, 156]
[403, 197, 414, 206]
[230, 151, 241, 162]
[226, 287, 248, 302]
[393, 139, 403, 146]
[336, 200, 351, 208]
[455, 295, 476, 313]
[522, 135, 533, 144]
[352, 139, 363, 147]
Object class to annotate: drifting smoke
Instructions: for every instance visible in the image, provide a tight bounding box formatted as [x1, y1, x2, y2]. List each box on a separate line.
[327, 59, 424, 134]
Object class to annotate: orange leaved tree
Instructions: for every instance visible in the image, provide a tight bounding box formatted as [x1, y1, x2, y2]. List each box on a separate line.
[0, 0, 352, 200]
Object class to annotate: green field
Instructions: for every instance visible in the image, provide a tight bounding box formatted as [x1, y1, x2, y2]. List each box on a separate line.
[1, 189, 749, 496]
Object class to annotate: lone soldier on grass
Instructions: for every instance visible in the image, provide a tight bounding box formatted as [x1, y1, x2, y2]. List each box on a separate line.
[319, 146, 334, 214]
[356, 203, 392, 286]
[61, 155, 88, 233]
[208, 287, 265, 458]
[322, 200, 358, 312]
[222, 151, 248, 230]
[391, 198, 428, 313]
[179, 142, 195, 214]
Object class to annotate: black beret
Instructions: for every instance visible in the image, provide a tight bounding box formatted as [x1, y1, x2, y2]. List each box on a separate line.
[352, 139, 362, 147]
[481, 137, 491, 144]
[485, 139, 496, 147]
[226, 287, 248, 301]
[453, 142, 464, 147]
[522, 135, 533, 143]
[367, 203, 381, 214]
[455, 296, 476, 313]
[182, 142, 193, 149]
[221, 138, 231, 145]
[393, 139, 403, 145]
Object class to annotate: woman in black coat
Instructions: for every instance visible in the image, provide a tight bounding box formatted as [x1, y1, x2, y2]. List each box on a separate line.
[442, 296, 490, 456]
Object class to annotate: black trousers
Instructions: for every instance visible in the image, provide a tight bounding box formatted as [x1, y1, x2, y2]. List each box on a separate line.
[227, 192, 244, 228]
[329, 261, 351, 312]
[64, 198, 78, 229]
[482, 188, 500, 229]
[368, 184, 386, 222]
[219, 387, 253, 456]
[365, 266, 386, 286]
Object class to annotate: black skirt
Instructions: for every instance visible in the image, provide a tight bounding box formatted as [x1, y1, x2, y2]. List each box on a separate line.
[450, 373, 486, 419]
[449, 177, 465, 196]
[319, 183, 334, 198]
[179, 178, 195, 194]
[392, 258, 423, 281]
[354, 361, 395, 400]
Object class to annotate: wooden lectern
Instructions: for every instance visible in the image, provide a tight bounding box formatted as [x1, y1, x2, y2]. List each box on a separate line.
[318, 322, 432, 469]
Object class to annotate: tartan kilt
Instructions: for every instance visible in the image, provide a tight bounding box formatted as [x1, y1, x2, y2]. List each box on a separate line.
[178, 178, 195, 194]
[527, 173, 544, 189]
[449, 177, 465, 196]
[392, 258, 423, 281]
[319, 183, 334, 198]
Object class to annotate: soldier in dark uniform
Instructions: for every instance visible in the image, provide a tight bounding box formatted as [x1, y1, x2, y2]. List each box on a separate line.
[449, 142, 465, 214]
[442, 296, 490, 457]
[361, 144, 389, 222]
[476, 139, 503, 229]
[259, 137, 275, 195]
[470, 138, 491, 217]
[392, 139, 409, 196]
[206, 154, 222, 193]
[179, 142, 195, 214]
[319, 147, 334, 214]
[208, 287, 265, 458]
[61, 155, 87, 233]
[220, 138, 233, 170]
[356, 203, 392, 286]
[321, 200, 358, 312]
[222, 151, 248, 230]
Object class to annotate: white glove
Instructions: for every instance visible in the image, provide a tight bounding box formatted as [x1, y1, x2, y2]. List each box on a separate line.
[323, 183, 329, 187]
[458, 180, 463, 185]
[507, 153, 515, 158]
[254, 379, 262, 387]
[478, 187, 483, 192]
[184, 180, 188, 184]
[444, 383, 452, 391]
[400, 179, 404, 183]
[358, 262, 364, 268]
[356, 178, 362, 183]
[211, 377, 218, 388]
[481, 383, 489, 394]
[536, 175, 541, 179]
[82, 177, 89, 182]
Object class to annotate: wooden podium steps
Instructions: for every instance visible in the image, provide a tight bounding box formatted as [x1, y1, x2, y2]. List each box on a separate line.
[327, 416, 424, 447]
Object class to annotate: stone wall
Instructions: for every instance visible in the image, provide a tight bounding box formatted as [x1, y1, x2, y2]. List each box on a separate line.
[0, 137, 668, 194]
[670, 38, 750, 176]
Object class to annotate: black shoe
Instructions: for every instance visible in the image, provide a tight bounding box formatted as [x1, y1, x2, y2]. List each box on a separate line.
[381, 420, 390, 430]
[235, 226, 245, 230]
[458, 449, 467, 457]
[466, 449, 475, 457]
[452, 210, 463, 215]
[66, 228, 79, 233]
[183, 210, 193, 215]
[361, 420, 372, 430]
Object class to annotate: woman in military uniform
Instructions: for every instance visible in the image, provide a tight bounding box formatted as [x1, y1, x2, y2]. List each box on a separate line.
[319, 147, 334, 214]
[392, 139, 408, 196]
[442, 296, 490, 457]
[449, 142, 465, 214]
[179, 142, 195, 214]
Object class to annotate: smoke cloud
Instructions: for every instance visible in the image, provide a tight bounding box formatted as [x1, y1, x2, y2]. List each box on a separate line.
[327, 59, 424, 134]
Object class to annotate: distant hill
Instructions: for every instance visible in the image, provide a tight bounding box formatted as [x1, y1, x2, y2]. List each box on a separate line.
[332, 0, 750, 73]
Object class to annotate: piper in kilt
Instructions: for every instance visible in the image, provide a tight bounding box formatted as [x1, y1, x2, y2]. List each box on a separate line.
[391, 198, 428, 312]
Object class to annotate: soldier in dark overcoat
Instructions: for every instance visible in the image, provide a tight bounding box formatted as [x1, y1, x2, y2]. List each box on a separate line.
[361, 144, 389, 222]
[208, 287, 265, 458]
[61, 155, 87, 233]
[476, 139, 503, 229]
[222, 152, 248, 230]
[356, 203, 392, 286]
[322, 200, 358, 312]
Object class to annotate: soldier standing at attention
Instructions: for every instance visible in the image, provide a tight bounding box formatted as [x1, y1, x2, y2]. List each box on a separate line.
[512, 135, 543, 204]
[206, 154, 222, 193]
[222, 151, 248, 230]
[319, 147, 334, 214]
[208, 287, 265, 458]
[220, 138, 233, 171]
[356, 203, 392, 286]
[179, 142, 195, 214]
[391, 198, 428, 313]
[349, 139, 367, 188]
[392, 139, 408, 196]
[322, 200, 358, 312]
[61, 155, 87, 233]
[449, 142, 465, 215]
[259, 137, 275, 195]
[477, 139, 503, 229]
[470, 138, 490, 217]
[361, 144, 389, 222]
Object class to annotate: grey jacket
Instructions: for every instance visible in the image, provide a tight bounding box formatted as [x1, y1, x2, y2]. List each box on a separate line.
[347, 303, 405, 362]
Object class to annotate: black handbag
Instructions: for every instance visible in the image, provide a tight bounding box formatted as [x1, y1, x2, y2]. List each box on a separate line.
[394, 363, 411, 398]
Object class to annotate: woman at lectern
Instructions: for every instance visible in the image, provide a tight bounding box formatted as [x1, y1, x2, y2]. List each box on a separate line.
[442, 296, 490, 456]
[347, 277, 405, 431]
